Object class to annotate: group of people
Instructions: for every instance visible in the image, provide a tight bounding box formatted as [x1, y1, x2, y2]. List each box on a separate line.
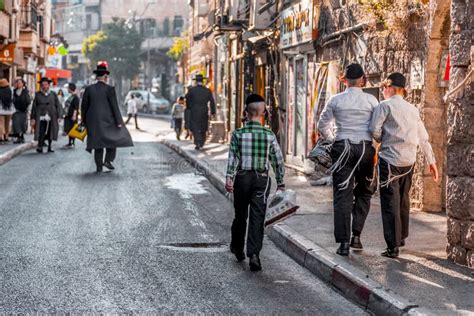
[0, 78, 31, 144]
[170, 74, 216, 149]
[223, 62, 438, 272]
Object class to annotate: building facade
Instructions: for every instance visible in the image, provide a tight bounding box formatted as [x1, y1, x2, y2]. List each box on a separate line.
[186, 0, 473, 268]
[0, 0, 53, 92]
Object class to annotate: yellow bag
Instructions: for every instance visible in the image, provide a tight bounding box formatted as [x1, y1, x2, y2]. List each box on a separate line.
[68, 123, 87, 142]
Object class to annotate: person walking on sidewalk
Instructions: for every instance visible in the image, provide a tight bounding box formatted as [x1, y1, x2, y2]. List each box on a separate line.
[31, 77, 62, 153]
[317, 63, 378, 256]
[0, 78, 13, 144]
[171, 96, 185, 140]
[124, 94, 139, 129]
[225, 94, 285, 271]
[370, 73, 439, 258]
[81, 63, 133, 172]
[185, 74, 216, 150]
[64, 83, 80, 148]
[12, 79, 31, 144]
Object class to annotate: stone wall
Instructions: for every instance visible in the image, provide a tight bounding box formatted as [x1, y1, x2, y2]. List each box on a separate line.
[446, 0, 473, 268]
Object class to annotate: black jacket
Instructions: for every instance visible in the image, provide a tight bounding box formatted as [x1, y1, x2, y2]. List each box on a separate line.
[31, 90, 62, 141]
[81, 81, 133, 150]
[185, 85, 216, 133]
[13, 88, 31, 112]
[0, 86, 12, 111]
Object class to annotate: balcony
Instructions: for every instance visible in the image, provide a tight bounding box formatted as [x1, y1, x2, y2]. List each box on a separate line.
[0, 11, 9, 39]
[18, 29, 39, 55]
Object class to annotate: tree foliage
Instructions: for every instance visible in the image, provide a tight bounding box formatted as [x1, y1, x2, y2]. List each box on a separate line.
[167, 33, 188, 61]
[82, 18, 144, 81]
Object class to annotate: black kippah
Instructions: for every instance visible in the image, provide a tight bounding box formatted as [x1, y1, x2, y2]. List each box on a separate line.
[68, 83, 77, 91]
[387, 72, 406, 88]
[245, 94, 265, 105]
[345, 63, 365, 80]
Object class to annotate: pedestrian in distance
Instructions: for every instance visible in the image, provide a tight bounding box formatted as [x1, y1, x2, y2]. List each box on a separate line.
[0, 78, 13, 144]
[57, 89, 65, 110]
[370, 72, 439, 258]
[31, 77, 63, 153]
[124, 94, 139, 129]
[63, 83, 80, 148]
[185, 74, 216, 150]
[12, 78, 31, 144]
[184, 94, 192, 140]
[225, 94, 286, 272]
[171, 96, 185, 140]
[81, 62, 133, 173]
[317, 63, 378, 256]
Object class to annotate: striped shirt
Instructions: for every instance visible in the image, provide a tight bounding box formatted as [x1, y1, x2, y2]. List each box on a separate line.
[318, 87, 379, 143]
[226, 121, 285, 186]
[370, 95, 436, 167]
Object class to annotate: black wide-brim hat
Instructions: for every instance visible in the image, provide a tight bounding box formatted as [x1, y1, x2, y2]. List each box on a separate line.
[93, 64, 110, 76]
[38, 77, 53, 84]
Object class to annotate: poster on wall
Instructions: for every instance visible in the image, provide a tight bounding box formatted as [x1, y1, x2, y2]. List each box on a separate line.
[410, 57, 424, 90]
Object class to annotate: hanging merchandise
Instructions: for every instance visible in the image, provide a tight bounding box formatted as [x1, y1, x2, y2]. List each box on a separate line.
[47, 46, 57, 56]
[58, 45, 69, 56]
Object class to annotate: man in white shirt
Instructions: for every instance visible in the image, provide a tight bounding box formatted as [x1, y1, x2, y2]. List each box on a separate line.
[318, 63, 378, 256]
[370, 72, 438, 258]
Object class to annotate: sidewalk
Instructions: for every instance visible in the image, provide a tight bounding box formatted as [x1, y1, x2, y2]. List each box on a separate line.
[161, 134, 474, 315]
[0, 134, 36, 166]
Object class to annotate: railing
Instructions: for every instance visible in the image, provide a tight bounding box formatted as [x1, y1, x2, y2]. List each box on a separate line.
[20, 1, 38, 31]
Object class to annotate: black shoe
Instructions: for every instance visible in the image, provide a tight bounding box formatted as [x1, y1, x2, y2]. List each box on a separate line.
[400, 239, 405, 247]
[195, 145, 200, 151]
[230, 246, 245, 262]
[65, 143, 74, 149]
[336, 242, 350, 256]
[36, 147, 43, 153]
[96, 167, 103, 173]
[48, 148, 55, 153]
[350, 236, 363, 250]
[381, 247, 399, 258]
[103, 161, 115, 170]
[249, 254, 262, 271]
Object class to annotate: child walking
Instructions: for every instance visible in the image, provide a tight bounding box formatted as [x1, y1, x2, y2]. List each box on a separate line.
[171, 96, 185, 140]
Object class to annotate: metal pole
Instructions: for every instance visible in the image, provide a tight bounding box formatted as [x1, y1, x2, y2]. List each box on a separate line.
[147, 37, 151, 107]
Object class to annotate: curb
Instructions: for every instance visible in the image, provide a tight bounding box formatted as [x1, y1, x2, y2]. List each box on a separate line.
[0, 141, 36, 166]
[161, 139, 419, 316]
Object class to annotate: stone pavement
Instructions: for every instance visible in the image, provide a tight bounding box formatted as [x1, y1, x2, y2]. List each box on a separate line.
[161, 134, 474, 315]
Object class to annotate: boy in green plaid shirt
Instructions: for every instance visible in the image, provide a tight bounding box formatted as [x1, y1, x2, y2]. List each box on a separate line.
[225, 94, 285, 271]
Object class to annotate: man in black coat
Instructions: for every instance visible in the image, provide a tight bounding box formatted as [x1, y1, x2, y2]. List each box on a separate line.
[81, 63, 133, 172]
[185, 74, 216, 150]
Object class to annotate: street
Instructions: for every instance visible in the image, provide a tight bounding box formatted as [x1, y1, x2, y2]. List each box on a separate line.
[0, 117, 365, 314]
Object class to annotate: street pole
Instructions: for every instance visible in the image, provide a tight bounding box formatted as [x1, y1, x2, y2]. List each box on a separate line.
[147, 37, 151, 107]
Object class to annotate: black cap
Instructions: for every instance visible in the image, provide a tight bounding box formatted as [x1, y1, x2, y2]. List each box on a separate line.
[68, 83, 76, 91]
[387, 72, 406, 88]
[344, 63, 365, 80]
[245, 93, 265, 105]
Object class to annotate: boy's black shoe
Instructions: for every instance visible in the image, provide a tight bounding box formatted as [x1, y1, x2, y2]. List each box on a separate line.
[230, 246, 245, 262]
[400, 239, 405, 247]
[249, 254, 262, 271]
[381, 247, 399, 258]
[48, 148, 55, 153]
[350, 236, 363, 250]
[104, 161, 115, 170]
[336, 242, 350, 256]
[96, 166, 103, 173]
[36, 147, 43, 153]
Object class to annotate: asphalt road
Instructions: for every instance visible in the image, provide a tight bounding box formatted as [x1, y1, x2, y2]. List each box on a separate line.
[0, 117, 365, 314]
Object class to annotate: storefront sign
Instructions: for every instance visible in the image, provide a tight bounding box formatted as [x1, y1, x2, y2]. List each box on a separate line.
[27, 57, 37, 73]
[280, 0, 318, 49]
[0, 44, 15, 63]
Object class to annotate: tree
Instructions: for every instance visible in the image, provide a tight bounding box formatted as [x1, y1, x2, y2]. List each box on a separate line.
[82, 18, 144, 86]
[167, 33, 188, 61]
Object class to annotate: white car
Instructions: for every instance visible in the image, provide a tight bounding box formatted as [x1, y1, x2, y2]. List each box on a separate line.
[124, 90, 170, 114]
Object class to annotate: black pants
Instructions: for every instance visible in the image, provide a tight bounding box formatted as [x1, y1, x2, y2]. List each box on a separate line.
[94, 148, 117, 168]
[330, 141, 375, 243]
[193, 129, 206, 147]
[379, 158, 414, 249]
[38, 120, 52, 149]
[174, 118, 183, 136]
[231, 171, 271, 257]
[125, 114, 139, 128]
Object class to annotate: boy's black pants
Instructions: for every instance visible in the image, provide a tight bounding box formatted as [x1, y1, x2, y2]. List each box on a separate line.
[330, 140, 375, 243]
[231, 171, 271, 257]
[379, 158, 414, 249]
[38, 120, 52, 148]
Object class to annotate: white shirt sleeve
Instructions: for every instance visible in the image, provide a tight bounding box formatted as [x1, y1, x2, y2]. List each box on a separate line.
[417, 118, 436, 165]
[317, 97, 336, 142]
[370, 103, 389, 143]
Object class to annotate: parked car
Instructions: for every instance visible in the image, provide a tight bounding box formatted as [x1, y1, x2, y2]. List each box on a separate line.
[123, 90, 170, 114]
